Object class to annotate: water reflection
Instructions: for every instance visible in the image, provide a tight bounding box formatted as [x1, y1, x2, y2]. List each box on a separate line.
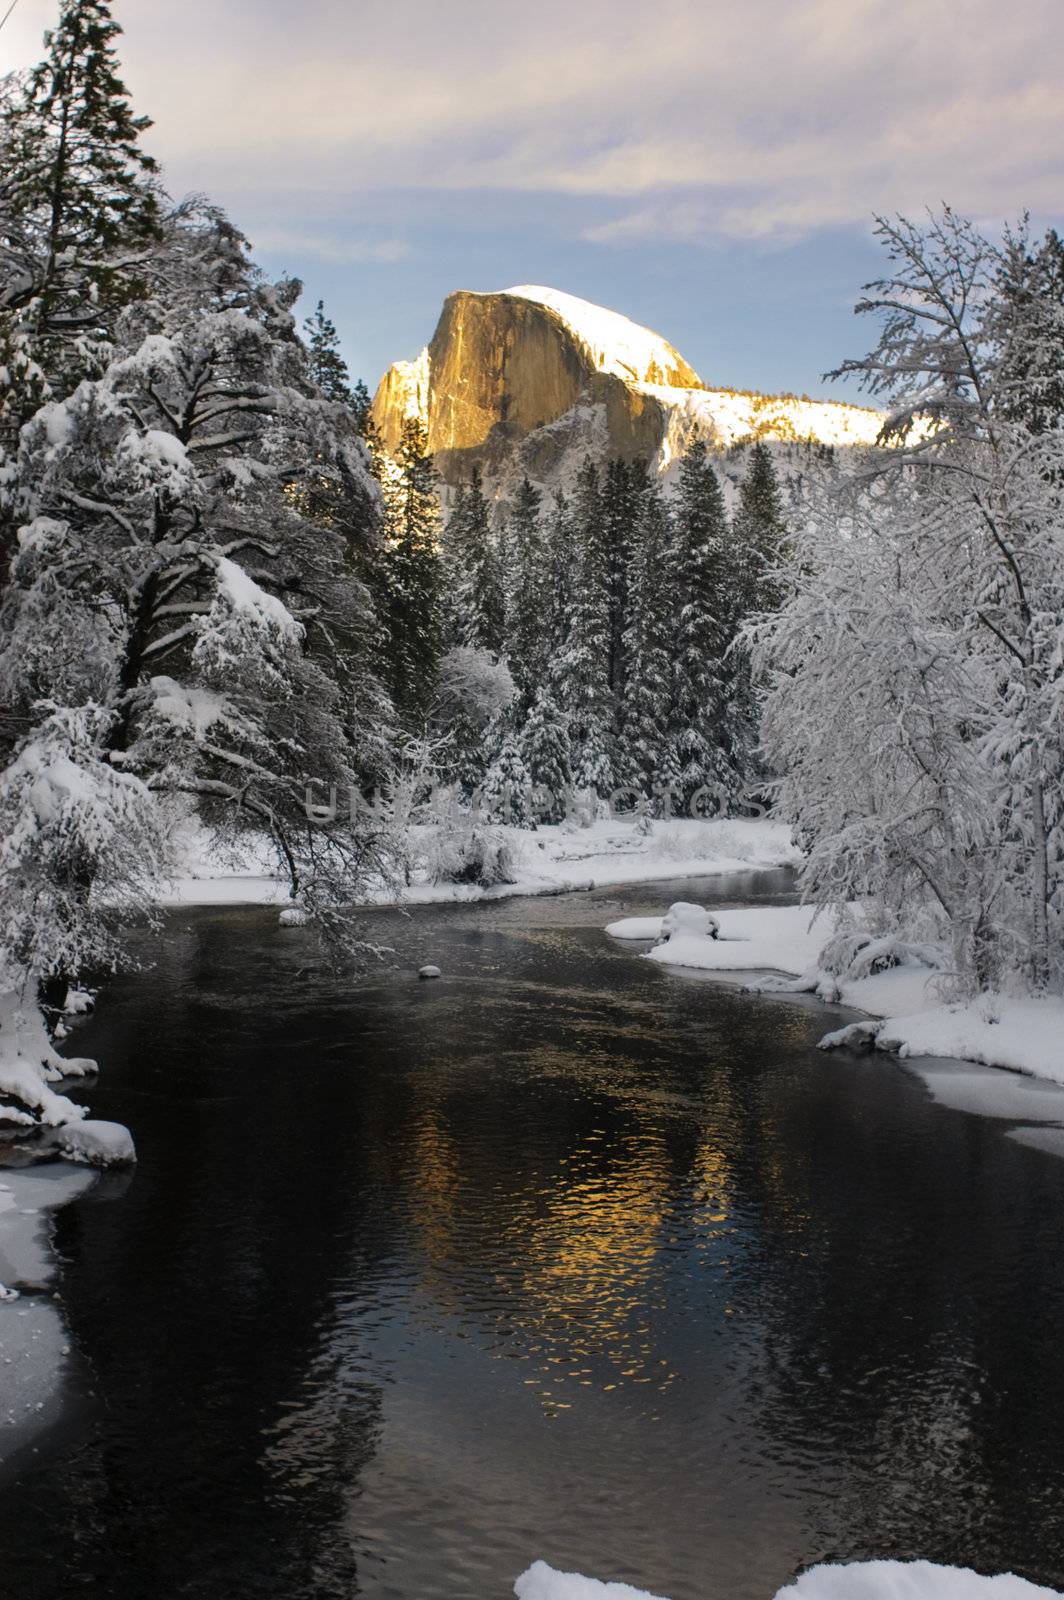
[1, 881, 1064, 1600]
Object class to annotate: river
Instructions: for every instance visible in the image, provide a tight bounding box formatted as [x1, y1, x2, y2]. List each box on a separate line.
[2, 872, 1064, 1600]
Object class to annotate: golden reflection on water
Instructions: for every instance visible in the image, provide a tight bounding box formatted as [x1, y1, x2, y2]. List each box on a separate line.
[406, 1039, 741, 1418]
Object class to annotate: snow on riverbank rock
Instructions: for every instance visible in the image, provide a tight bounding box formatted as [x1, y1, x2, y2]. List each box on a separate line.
[0, 993, 133, 1168]
[515, 1561, 669, 1599]
[515, 1562, 1064, 1600]
[0, 990, 93, 1131]
[776, 1562, 1064, 1600]
[39, 1119, 136, 1167]
[278, 906, 310, 926]
[818, 993, 1064, 1086]
[418, 965, 442, 980]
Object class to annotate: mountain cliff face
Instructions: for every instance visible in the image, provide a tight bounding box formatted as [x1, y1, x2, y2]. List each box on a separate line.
[371, 285, 883, 494]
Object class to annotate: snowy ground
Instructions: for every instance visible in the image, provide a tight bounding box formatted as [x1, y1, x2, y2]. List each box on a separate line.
[513, 1561, 1064, 1600]
[0, 1164, 97, 1476]
[606, 901, 1064, 1110]
[160, 816, 800, 908]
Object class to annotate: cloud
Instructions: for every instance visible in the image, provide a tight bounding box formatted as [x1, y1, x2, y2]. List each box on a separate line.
[5, 0, 1061, 245]
[248, 230, 411, 264]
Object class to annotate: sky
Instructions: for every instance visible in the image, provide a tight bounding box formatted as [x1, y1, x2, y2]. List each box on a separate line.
[4, 0, 1061, 400]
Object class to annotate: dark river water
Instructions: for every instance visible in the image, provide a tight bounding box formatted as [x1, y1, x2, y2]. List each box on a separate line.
[3, 872, 1064, 1600]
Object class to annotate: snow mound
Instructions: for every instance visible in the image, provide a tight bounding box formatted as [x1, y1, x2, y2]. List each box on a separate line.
[775, 1562, 1064, 1600]
[515, 1561, 668, 1600]
[40, 1119, 136, 1167]
[606, 916, 664, 941]
[660, 902, 719, 942]
[503, 286, 701, 388]
[278, 907, 310, 927]
[419, 965, 442, 980]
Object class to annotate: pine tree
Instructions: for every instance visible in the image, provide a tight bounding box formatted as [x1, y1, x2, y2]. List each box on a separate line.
[601, 457, 638, 703]
[351, 378, 375, 435]
[734, 441, 787, 615]
[543, 490, 575, 659]
[0, 0, 161, 404]
[668, 440, 734, 806]
[443, 464, 504, 655]
[519, 684, 572, 824]
[555, 459, 616, 797]
[481, 720, 532, 827]
[619, 470, 676, 798]
[382, 416, 444, 727]
[728, 442, 788, 787]
[500, 476, 546, 707]
[303, 299, 354, 405]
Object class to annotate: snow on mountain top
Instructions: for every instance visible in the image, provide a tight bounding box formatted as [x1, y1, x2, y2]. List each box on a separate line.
[635, 381, 885, 462]
[502, 286, 702, 388]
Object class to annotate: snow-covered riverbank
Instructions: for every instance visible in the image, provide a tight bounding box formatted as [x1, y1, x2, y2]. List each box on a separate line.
[606, 902, 1064, 1107]
[515, 1560, 1064, 1600]
[0, 1164, 97, 1476]
[161, 817, 800, 908]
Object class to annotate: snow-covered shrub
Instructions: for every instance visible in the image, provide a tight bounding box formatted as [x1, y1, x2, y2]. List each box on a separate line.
[0, 704, 163, 983]
[818, 927, 943, 981]
[566, 786, 608, 830]
[424, 814, 518, 888]
[436, 645, 514, 724]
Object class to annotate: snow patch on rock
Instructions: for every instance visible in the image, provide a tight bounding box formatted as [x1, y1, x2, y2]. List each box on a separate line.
[39, 1119, 135, 1168]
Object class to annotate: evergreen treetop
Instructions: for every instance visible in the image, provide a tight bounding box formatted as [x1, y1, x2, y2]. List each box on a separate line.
[4, 0, 161, 330]
[303, 299, 354, 406]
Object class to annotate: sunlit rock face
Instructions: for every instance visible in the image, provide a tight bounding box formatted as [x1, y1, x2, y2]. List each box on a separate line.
[371, 284, 884, 494]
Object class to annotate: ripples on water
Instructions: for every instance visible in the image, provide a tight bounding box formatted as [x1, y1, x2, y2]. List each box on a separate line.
[1, 874, 1064, 1600]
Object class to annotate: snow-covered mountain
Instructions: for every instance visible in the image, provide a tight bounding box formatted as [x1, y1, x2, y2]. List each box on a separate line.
[370, 285, 884, 495]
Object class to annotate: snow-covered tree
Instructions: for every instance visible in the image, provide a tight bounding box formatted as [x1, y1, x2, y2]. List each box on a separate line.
[668, 440, 734, 804]
[433, 643, 514, 793]
[619, 470, 676, 797]
[481, 721, 532, 827]
[381, 415, 444, 727]
[0, 0, 161, 421]
[444, 464, 504, 655]
[501, 476, 547, 710]
[727, 442, 788, 788]
[519, 684, 572, 824]
[554, 459, 616, 797]
[0, 703, 162, 995]
[601, 456, 637, 700]
[757, 209, 1064, 994]
[0, 252, 398, 989]
[542, 489, 575, 660]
